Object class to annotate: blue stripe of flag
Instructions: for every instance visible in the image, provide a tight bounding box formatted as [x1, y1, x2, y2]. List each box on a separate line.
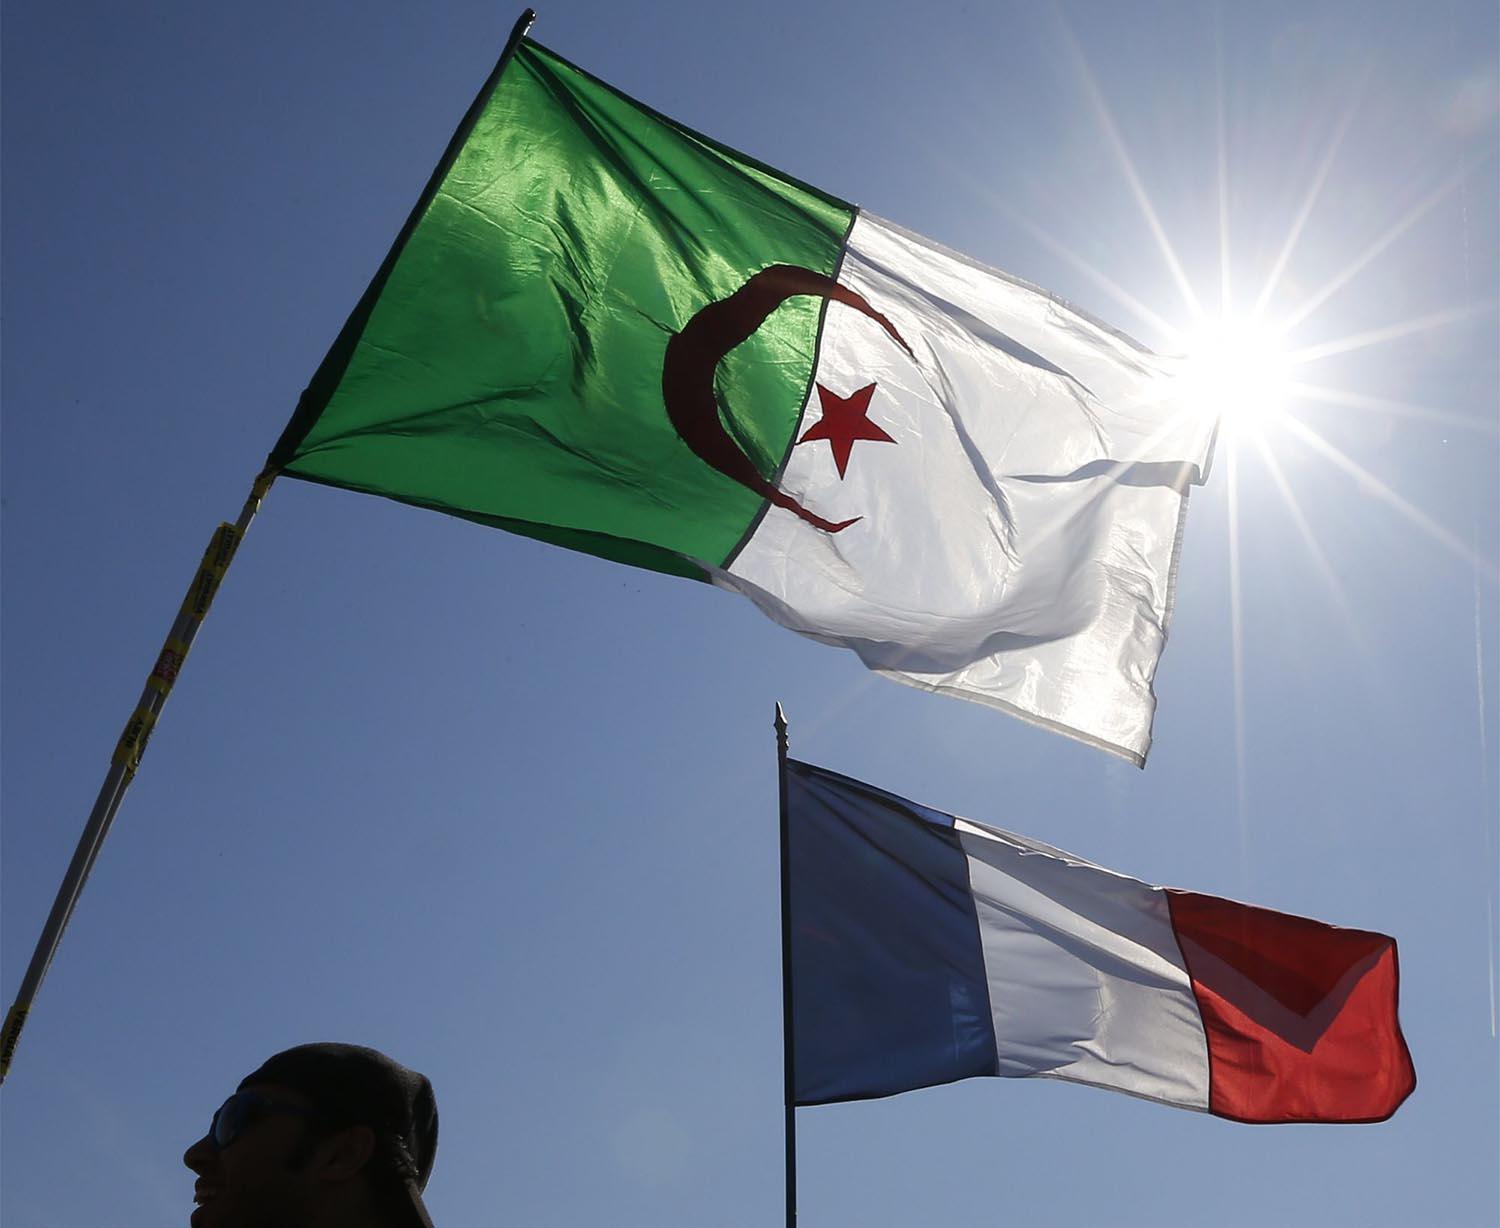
[786, 760, 997, 1105]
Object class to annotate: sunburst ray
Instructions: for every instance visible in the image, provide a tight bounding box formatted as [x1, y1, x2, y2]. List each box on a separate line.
[1287, 302, 1496, 365]
[1052, 6, 1203, 318]
[1253, 72, 1371, 318]
[1215, 16, 1232, 317]
[1283, 161, 1482, 331]
[1225, 445, 1252, 889]
[1289, 382, 1500, 436]
[1251, 434, 1376, 660]
[1282, 416, 1500, 580]
[1011, 216, 1179, 340]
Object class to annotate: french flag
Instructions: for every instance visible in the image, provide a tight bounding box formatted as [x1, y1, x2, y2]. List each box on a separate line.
[786, 760, 1415, 1123]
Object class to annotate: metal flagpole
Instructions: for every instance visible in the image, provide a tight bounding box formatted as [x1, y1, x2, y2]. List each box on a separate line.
[0, 469, 277, 1085]
[775, 702, 798, 1228]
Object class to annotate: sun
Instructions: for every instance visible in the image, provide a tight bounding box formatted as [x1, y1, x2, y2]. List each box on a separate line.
[1174, 316, 1293, 437]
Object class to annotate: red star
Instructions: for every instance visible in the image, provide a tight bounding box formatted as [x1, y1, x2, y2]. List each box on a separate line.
[798, 382, 895, 478]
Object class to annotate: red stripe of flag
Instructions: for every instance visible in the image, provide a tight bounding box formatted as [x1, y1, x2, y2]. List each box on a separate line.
[1167, 890, 1416, 1123]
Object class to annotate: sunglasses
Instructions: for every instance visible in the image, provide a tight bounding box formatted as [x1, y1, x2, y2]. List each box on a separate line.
[209, 1091, 321, 1150]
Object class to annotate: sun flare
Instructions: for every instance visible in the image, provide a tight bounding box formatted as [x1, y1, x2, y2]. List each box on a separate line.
[1174, 316, 1293, 437]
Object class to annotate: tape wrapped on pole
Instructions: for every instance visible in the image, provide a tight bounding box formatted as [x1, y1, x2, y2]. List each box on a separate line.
[111, 706, 160, 776]
[0, 469, 277, 1085]
[180, 524, 242, 622]
[147, 638, 193, 696]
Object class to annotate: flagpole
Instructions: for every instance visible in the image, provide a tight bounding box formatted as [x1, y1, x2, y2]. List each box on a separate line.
[0, 469, 277, 1086]
[775, 702, 797, 1228]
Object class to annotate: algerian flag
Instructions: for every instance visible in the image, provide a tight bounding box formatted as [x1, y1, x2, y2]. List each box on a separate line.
[270, 34, 1216, 764]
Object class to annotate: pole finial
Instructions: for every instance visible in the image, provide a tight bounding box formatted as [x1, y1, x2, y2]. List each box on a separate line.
[774, 702, 788, 750]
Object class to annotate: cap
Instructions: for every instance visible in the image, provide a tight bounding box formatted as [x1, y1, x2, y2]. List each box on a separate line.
[238, 1043, 438, 1227]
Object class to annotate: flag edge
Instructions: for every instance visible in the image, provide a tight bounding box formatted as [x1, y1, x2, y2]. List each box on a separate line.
[266, 24, 538, 472]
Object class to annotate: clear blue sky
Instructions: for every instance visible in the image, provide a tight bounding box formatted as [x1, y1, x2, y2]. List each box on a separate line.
[3, 2, 1496, 1225]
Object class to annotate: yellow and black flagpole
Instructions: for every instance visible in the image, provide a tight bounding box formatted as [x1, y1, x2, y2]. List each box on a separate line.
[0, 469, 277, 1085]
[775, 702, 798, 1228]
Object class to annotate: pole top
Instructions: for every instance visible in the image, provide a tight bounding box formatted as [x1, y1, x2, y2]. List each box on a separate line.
[774, 702, 788, 750]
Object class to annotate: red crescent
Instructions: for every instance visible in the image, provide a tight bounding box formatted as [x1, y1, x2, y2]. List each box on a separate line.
[662, 264, 911, 534]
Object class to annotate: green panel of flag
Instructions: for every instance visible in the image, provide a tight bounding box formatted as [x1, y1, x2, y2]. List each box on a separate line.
[271, 41, 854, 578]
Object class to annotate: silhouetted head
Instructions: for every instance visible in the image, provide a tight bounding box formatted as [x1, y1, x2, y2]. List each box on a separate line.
[183, 1043, 438, 1228]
